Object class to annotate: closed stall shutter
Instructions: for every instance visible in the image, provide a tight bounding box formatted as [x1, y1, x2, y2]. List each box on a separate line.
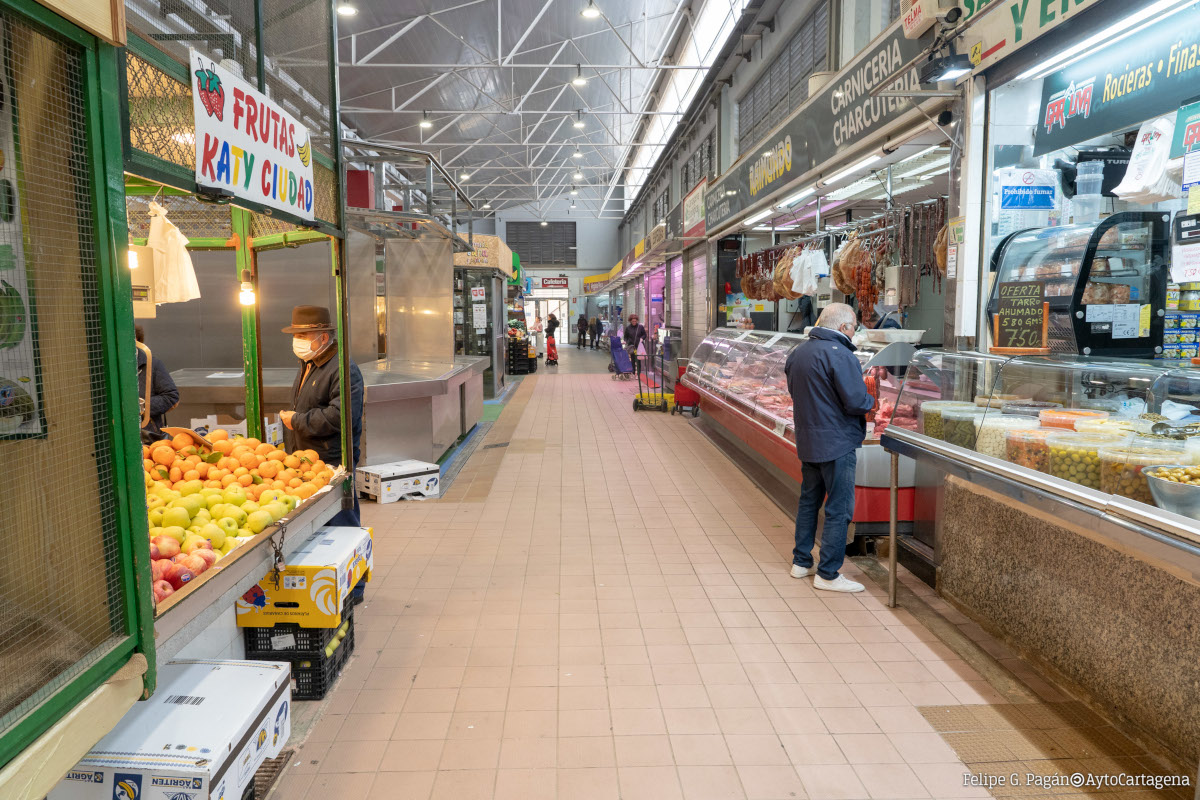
[686, 248, 709, 356]
[669, 258, 683, 327]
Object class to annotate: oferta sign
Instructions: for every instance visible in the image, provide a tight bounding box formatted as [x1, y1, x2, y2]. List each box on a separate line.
[706, 22, 932, 232]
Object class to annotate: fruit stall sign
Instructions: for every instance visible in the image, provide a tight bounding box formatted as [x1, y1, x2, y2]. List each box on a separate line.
[190, 49, 316, 221]
[0, 30, 43, 439]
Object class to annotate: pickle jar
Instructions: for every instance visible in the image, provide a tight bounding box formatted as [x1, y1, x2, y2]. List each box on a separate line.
[943, 407, 984, 449]
[975, 415, 1038, 459]
[1000, 400, 1062, 418]
[1047, 431, 1128, 489]
[1039, 408, 1109, 430]
[918, 401, 975, 441]
[1099, 439, 1190, 504]
[1005, 427, 1055, 472]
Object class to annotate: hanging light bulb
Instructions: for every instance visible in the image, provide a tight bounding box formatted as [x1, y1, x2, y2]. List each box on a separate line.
[581, 0, 601, 19]
[128, 249, 139, 270]
[482, 202, 491, 209]
[570, 186, 578, 195]
[573, 110, 585, 129]
[238, 269, 256, 306]
[419, 111, 432, 129]
[572, 65, 587, 86]
[572, 148, 583, 159]
[336, 1, 357, 16]
[540, 220, 549, 226]
[460, 172, 471, 181]
[573, 171, 583, 181]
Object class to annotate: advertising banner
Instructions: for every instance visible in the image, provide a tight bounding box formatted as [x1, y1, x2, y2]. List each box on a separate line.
[706, 22, 933, 231]
[958, 0, 1103, 74]
[683, 179, 707, 239]
[1034, 9, 1200, 155]
[191, 48, 316, 221]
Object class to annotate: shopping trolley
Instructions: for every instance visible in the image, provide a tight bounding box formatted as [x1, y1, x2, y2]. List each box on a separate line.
[670, 363, 700, 417]
[633, 342, 672, 413]
[609, 335, 633, 380]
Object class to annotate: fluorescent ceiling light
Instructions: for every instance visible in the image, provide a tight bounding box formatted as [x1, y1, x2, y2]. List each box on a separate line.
[753, 224, 797, 231]
[895, 155, 950, 180]
[782, 186, 815, 207]
[897, 145, 943, 165]
[919, 54, 972, 84]
[920, 166, 950, 179]
[742, 209, 773, 227]
[581, 0, 601, 19]
[1018, 0, 1197, 80]
[336, 1, 357, 15]
[823, 155, 881, 186]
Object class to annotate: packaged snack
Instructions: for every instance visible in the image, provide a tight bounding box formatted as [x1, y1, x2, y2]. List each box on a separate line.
[1006, 427, 1055, 472]
[1047, 432, 1128, 489]
[1040, 408, 1108, 430]
[976, 415, 1039, 459]
[918, 401, 976, 440]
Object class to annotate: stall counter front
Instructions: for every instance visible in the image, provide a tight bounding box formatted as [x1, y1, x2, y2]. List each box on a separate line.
[681, 328, 918, 529]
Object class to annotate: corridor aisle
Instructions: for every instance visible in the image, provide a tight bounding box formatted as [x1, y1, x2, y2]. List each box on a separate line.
[272, 370, 1188, 800]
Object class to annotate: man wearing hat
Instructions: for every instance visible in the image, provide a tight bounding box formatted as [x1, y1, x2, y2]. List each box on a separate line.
[279, 305, 364, 523]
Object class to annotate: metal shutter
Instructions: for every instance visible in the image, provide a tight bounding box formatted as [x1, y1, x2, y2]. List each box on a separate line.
[686, 249, 709, 357]
[669, 257, 684, 327]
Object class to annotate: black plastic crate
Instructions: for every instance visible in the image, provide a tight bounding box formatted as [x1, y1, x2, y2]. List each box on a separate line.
[348, 575, 367, 607]
[243, 621, 339, 655]
[259, 614, 355, 701]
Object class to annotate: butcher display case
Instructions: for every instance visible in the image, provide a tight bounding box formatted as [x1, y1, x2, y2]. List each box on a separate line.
[683, 328, 918, 530]
[986, 211, 1171, 358]
[881, 348, 1200, 581]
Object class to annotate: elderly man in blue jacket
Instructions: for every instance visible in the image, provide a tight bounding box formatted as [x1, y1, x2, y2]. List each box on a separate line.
[784, 303, 875, 593]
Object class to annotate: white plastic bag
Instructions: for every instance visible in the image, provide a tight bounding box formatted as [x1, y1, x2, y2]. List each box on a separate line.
[635, 340, 647, 357]
[148, 201, 201, 304]
[790, 248, 825, 297]
[1113, 114, 1180, 204]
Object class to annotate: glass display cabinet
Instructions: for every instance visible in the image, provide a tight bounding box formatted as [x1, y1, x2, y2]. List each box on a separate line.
[885, 349, 1200, 551]
[986, 211, 1171, 358]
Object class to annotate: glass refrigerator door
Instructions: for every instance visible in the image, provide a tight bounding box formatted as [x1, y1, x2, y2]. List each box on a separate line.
[686, 328, 739, 391]
[749, 336, 800, 434]
[705, 330, 773, 397]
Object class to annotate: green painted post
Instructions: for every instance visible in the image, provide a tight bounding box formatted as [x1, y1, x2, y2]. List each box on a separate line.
[332, 237, 352, 473]
[232, 208, 265, 440]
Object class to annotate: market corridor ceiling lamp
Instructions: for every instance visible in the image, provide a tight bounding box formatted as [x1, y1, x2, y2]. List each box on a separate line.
[460, 172, 471, 182]
[336, 0, 357, 16]
[1017, 0, 1198, 80]
[540, 220, 549, 226]
[573, 111, 586, 129]
[742, 208, 774, 228]
[572, 66, 587, 86]
[573, 171, 584, 181]
[572, 148, 583, 159]
[581, 0, 601, 19]
[482, 202, 491, 209]
[820, 154, 881, 188]
[918, 53, 972, 84]
[570, 186, 578, 195]
[419, 111, 432, 129]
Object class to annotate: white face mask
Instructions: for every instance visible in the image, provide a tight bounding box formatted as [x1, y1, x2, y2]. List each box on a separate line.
[293, 336, 315, 360]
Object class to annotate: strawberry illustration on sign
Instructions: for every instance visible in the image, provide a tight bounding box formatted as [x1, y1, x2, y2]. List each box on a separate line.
[194, 61, 225, 121]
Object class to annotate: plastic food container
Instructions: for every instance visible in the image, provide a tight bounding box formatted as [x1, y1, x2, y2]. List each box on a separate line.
[1039, 408, 1109, 430]
[918, 401, 975, 441]
[974, 394, 1031, 409]
[975, 416, 1039, 459]
[1000, 400, 1062, 418]
[1005, 427, 1056, 472]
[1100, 440, 1190, 504]
[943, 407, 984, 449]
[1074, 417, 1137, 436]
[1047, 431, 1127, 489]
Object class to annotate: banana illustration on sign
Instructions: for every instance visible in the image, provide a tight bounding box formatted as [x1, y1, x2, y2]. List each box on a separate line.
[297, 138, 311, 168]
[0, 280, 26, 349]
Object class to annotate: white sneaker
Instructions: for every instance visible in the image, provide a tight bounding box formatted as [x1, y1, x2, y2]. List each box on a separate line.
[790, 564, 814, 579]
[813, 574, 865, 593]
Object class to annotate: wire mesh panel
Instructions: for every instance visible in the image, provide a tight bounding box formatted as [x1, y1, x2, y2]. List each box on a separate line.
[250, 210, 296, 238]
[125, 0, 259, 80]
[261, 0, 332, 160]
[126, 53, 194, 170]
[127, 193, 232, 241]
[312, 159, 338, 228]
[0, 14, 128, 735]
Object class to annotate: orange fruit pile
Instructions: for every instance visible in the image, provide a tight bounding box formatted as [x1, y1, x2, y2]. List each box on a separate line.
[143, 429, 335, 502]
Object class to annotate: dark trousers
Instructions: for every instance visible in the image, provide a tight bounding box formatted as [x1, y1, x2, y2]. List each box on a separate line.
[328, 490, 361, 527]
[577, 331, 586, 347]
[792, 450, 857, 580]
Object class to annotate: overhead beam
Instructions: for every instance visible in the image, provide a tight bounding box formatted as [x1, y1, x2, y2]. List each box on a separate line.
[390, 73, 447, 112]
[336, 62, 710, 69]
[502, 0, 554, 66]
[357, 15, 424, 65]
[342, 108, 685, 116]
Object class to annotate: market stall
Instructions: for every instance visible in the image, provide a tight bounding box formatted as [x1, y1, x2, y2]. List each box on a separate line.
[682, 328, 917, 532]
[877, 0, 1200, 768]
[454, 234, 514, 397]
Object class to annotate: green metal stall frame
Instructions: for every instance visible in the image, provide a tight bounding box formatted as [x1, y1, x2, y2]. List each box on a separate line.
[0, 0, 156, 771]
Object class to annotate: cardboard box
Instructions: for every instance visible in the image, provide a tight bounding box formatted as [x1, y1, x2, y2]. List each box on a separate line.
[48, 660, 291, 800]
[189, 415, 282, 441]
[356, 460, 441, 503]
[235, 526, 373, 628]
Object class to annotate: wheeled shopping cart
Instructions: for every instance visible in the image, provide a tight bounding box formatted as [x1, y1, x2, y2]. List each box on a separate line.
[609, 335, 633, 380]
[633, 342, 671, 412]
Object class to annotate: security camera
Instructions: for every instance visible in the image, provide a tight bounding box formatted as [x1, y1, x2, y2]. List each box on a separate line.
[936, 6, 963, 24]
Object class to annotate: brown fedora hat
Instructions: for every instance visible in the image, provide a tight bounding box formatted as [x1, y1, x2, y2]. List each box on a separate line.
[282, 305, 335, 334]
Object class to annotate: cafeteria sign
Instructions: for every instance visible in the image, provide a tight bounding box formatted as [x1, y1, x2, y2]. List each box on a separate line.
[191, 49, 316, 221]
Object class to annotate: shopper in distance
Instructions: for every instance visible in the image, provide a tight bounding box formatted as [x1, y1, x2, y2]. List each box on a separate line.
[624, 313, 648, 375]
[279, 305, 364, 525]
[784, 303, 876, 593]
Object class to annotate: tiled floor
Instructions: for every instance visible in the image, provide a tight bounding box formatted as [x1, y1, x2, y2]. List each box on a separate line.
[269, 359, 1190, 799]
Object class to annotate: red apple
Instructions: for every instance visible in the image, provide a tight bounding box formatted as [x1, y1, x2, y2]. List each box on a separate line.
[153, 536, 181, 559]
[192, 549, 218, 569]
[181, 554, 208, 575]
[165, 563, 196, 590]
[153, 579, 174, 603]
[151, 560, 169, 581]
[149, 542, 160, 560]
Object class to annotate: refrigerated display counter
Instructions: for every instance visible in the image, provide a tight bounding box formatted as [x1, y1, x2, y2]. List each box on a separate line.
[681, 328, 918, 530]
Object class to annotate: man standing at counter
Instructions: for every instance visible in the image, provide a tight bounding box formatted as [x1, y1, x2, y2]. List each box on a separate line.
[784, 303, 875, 593]
[279, 305, 364, 525]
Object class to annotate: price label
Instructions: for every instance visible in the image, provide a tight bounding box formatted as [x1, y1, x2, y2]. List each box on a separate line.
[774, 419, 787, 436]
[764, 333, 783, 346]
[995, 280, 1046, 349]
[270, 633, 296, 650]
